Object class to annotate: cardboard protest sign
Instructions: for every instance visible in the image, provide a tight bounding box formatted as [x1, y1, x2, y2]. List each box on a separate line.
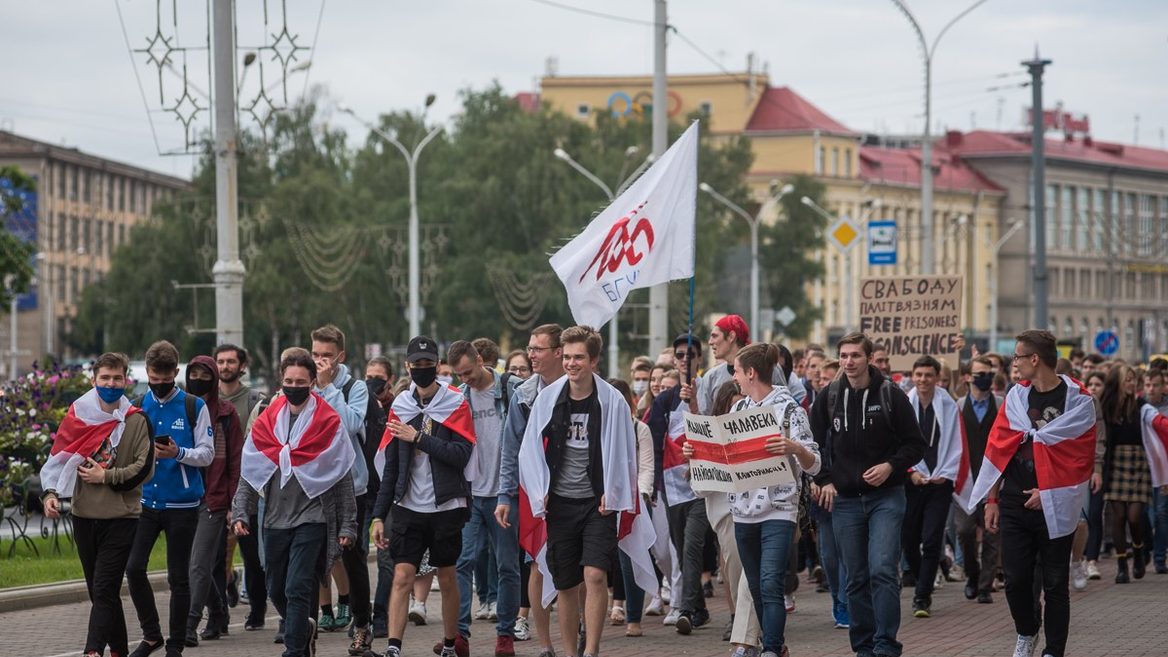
[683, 406, 795, 494]
[859, 275, 963, 370]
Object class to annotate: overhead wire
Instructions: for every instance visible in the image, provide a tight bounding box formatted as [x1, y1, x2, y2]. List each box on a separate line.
[113, 0, 164, 157]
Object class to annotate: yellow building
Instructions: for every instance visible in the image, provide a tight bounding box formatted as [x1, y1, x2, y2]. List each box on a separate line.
[538, 70, 1005, 346]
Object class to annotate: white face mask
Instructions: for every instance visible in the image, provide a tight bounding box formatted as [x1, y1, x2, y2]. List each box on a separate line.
[632, 380, 649, 396]
[437, 375, 453, 386]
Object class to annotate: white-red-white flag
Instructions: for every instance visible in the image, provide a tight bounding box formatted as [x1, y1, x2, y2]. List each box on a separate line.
[549, 121, 699, 329]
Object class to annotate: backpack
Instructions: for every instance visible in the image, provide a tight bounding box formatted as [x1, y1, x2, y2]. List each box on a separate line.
[342, 377, 387, 471]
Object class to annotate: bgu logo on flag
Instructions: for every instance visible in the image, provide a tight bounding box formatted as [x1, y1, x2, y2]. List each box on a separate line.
[579, 203, 655, 285]
[550, 121, 699, 330]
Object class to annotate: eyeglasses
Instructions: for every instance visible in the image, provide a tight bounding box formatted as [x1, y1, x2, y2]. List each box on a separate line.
[526, 345, 551, 354]
[674, 350, 698, 360]
[1012, 352, 1036, 361]
[508, 366, 530, 374]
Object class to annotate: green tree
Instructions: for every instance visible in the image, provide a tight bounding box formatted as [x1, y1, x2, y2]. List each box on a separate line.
[757, 174, 828, 339]
[71, 86, 758, 373]
[0, 165, 36, 306]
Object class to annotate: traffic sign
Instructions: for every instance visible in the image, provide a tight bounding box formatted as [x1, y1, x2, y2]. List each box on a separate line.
[1094, 330, 1119, 356]
[867, 220, 898, 265]
[829, 215, 859, 252]
[776, 306, 797, 327]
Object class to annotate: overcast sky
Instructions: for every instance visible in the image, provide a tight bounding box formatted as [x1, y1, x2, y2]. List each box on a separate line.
[5, 0, 1166, 179]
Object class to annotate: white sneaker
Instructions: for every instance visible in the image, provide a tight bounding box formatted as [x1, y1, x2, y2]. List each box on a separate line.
[1086, 560, 1102, 580]
[784, 594, 796, 614]
[409, 600, 428, 626]
[1013, 634, 1037, 657]
[475, 601, 491, 620]
[934, 572, 945, 588]
[663, 608, 681, 626]
[644, 596, 665, 616]
[1071, 560, 1088, 591]
[513, 616, 531, 641]
[487, 602, 498, 621]
[660, 584, 672, 604]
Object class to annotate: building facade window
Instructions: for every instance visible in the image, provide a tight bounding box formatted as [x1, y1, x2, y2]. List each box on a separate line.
[1051, 184, 1060, 250]
[831, 147, 839, 176]
[845, 148, 853, 177]
[1060, 185, 1073, 251]
[1092, 188, 1105, 254]
[815, 146, 824, 174]
[1076, 187, 1089, 253]
[1139, 193, 1153, 257]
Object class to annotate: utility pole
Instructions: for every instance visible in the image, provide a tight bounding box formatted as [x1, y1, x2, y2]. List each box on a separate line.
[211, 0, 245, 347]
[647, 0, 670, 357]
[1024, 51, 1051, 330]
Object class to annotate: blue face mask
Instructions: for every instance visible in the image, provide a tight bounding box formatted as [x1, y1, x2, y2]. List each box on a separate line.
[96, 386, 125, 404]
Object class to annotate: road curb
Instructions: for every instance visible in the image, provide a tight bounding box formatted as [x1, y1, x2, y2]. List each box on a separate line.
[0, 570, 168, 613]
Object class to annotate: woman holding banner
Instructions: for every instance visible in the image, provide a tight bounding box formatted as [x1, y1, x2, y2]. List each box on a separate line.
[686, 343, 820, 657]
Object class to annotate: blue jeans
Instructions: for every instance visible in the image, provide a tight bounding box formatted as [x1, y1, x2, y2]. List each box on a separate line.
[265, 523, 326, 657]
[457, 495, 521, 638]
[475, 538, 498, 605]
[812, 502, 847, 611]
[735, 519, 796, 655]
[1151, 486, 1168, 567]
[617, 549, 646, 623]
[832, 486, 906, 657]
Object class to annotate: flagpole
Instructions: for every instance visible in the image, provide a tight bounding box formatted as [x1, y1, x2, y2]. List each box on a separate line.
[685, 275, 696, 386]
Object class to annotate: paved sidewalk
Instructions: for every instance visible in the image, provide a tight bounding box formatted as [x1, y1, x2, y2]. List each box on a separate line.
[3, 558, 1165, 657]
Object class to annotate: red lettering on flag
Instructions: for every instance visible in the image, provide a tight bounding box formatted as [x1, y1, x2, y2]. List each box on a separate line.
[579, 207, 655, 283]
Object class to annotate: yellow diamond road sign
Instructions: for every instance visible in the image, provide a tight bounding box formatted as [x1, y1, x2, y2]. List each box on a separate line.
[830, 216, 859, 251]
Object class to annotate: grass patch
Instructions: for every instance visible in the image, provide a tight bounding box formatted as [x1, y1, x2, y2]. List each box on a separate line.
[0, 532, 168, 589]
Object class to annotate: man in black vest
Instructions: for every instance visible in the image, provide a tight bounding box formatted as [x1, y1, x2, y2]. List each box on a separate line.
[953, 355, 1001, 604]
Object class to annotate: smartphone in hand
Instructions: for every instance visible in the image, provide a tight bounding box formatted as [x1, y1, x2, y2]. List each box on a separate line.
[154, 434, 173, 447]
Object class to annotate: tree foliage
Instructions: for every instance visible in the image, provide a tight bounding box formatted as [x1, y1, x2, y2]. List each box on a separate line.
[72, 86, 760, 376]
[758, 174, 828, 339]
[0, 165, 37, 306]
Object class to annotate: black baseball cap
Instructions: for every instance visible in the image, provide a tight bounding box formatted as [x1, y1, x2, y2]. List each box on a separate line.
[406, 336, 440, 363]
[672, 333, 702, 352]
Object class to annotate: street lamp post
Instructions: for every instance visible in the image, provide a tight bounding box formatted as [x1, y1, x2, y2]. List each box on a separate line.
[699, 182, 793, 341]
[340, 103, 441, 340]
[988, 218, 1023, 350]
[889, 0, 987, 275]
[554, 146, 649, 376]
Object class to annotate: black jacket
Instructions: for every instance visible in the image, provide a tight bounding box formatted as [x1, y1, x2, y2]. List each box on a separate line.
[372, 392, 473, 519]
[809, 366, 926, 497]
[543, 386, 605, 499]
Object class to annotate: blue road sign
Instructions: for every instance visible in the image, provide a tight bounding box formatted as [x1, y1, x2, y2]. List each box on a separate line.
[1094, 330, 1119, 356]
[867, 220, 897, 265]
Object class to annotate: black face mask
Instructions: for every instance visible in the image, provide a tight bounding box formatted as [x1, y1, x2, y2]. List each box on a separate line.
[187, 378, 214, 398]
[366, 377, 387, 395]
[972, 373, 994, 392]
[282, 385, 311, 406]
[409, 366, 438, 388]
[150, 381, 176, 399]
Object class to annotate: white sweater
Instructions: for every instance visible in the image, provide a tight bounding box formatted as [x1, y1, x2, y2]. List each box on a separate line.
[727, 385, 821, 524]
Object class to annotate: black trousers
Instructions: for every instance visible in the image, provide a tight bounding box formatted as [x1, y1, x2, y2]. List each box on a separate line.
[237, 512, 268, 624]
[901, 481, 954, 600]
[954, 501, 1001, 594]
[1000, 503, 1073, 657]
[75, 515, 138, 657]
[339, 493, 372, 627]
[666, 499, 710, 614]
[126, 507, 199, 650]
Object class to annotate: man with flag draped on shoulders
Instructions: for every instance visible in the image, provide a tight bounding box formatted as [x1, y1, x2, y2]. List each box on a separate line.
[41, 352, 155, 657]
[369, 336, 476, 657]
[231, 347, 358, 657]
[518, 325, 657, 657]
[966, 330, 1096, 657]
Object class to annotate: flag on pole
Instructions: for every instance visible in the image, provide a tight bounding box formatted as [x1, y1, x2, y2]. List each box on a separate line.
[550, 121, 699, 329]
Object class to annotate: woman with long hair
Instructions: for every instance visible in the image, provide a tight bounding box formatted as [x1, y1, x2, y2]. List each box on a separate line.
[1081, 371, 1108, 580]
[1099, 365, 1152, 582]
